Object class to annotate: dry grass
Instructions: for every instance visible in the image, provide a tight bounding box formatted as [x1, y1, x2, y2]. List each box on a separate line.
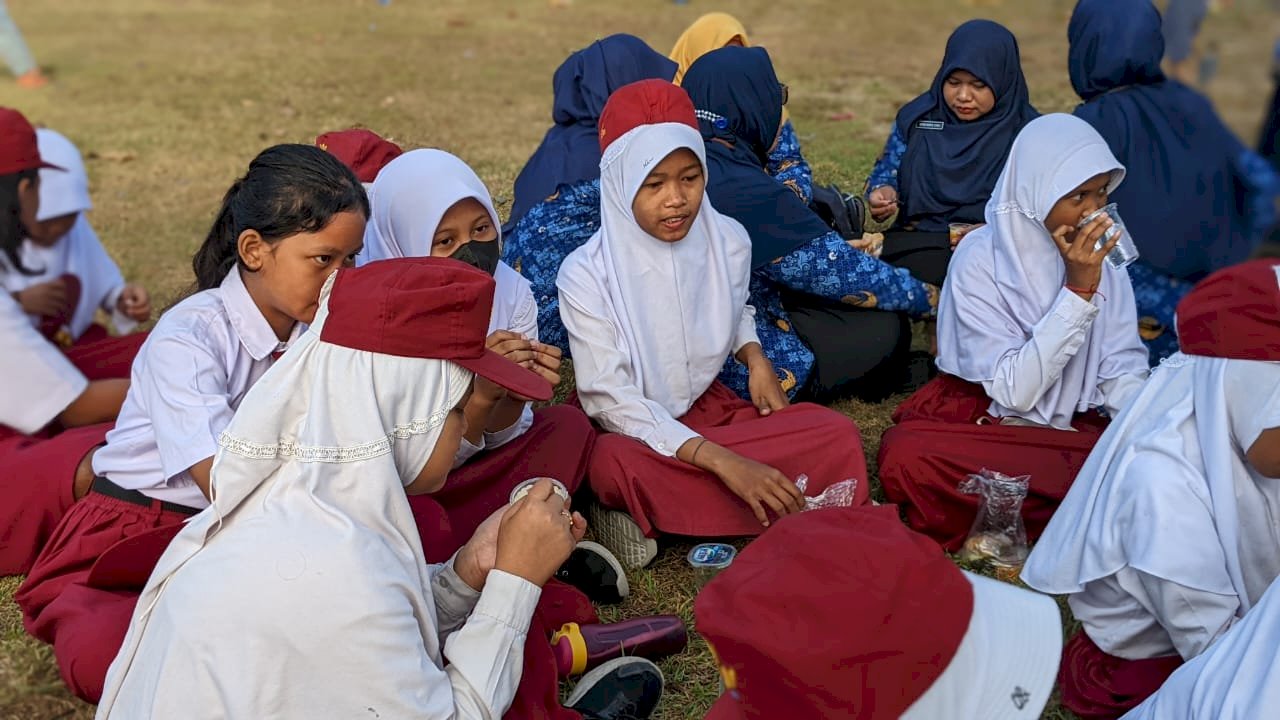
[1, 0, 1277, 717]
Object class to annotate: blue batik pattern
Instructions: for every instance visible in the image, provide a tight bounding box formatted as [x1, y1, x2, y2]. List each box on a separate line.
[865, 124, 908, 194]
[1127, 260, 1192, 365]
[768, 121, 813, 205]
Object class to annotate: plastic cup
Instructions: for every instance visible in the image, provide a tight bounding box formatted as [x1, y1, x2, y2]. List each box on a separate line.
[1077, 203, 1140, 269]
[687, 543, 736, 587]
[509, 477, 570, 505]
[948, 222, 975, 246]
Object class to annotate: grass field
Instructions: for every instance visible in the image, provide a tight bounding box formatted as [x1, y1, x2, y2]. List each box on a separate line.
[1, 1, 1277, 718]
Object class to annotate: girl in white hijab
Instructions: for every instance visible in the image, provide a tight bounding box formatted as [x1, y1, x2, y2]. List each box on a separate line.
[878, 113, 1150, 551]
[95, 258, 662, 720]
[1023, 258, 1280, 719]
[1, 129, 150, 345]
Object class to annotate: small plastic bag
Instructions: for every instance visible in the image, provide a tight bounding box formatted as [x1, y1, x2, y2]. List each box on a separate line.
[957, 469, 1030, 581]
[795, 474, 860, 511]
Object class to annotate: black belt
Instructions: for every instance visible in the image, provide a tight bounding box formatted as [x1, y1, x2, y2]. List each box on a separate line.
[90, 477, 201, 517]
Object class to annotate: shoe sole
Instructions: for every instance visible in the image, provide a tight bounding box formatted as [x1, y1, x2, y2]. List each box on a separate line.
[564, 656, 665, 709]
[589, 504, 659, 571]
[577, 540, 631, 599]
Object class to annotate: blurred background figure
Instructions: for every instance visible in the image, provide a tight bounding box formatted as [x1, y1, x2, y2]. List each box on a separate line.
[0, 0, 47, 88]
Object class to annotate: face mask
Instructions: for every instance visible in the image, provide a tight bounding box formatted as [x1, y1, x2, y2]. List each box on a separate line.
[450, 239, 501, 276]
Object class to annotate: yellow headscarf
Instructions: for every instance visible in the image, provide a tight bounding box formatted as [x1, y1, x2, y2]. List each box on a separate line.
[670, 13, 788, 123]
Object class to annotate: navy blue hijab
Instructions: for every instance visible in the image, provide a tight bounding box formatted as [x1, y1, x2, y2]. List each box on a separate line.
[1070, 0, 1253, 280]
[683, 46, 831, 268]
[505, 35, 676, 232]
[894, 20, 1038, 232]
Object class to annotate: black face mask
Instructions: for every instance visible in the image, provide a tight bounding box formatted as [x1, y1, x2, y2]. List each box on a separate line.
[451, 239, 501, 276]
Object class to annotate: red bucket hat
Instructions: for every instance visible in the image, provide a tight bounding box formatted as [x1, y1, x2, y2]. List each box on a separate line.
[696, 506, 1062, 720]
[597, 79, 699, 154]
[1176, 258, 1280, 361]
[0, 107, 63, 175]
[316, 129, 403, 184]
[320, 257, 552, 401]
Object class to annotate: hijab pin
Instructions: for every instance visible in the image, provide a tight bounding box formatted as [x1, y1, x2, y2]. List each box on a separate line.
[694, 109, 729, 130]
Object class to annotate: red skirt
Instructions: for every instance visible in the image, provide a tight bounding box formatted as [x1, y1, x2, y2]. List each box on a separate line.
[1059, 630, 1182, 719]
[878, 375, 1107, 551]
[589, 381, 869, 538]
[0, 422, 112, 575]
[63, 326, 147, 381]
[15, 490, 195, 703]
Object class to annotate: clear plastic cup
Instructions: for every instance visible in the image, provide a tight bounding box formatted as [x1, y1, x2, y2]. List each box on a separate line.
[948, 222, 975, 247]
[687, 543, 736, 587]
[1077, 203, 1140, 269]
[508, 477, 570, 505]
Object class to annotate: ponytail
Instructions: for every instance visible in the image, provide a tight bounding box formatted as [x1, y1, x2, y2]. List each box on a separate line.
[192, 179, 245, 291]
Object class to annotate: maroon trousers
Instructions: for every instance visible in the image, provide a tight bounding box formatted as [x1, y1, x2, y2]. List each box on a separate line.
[589, 381, 869, 538]
[1059, 631, 1182, 719]
[877, 375, 1107, 551]
[63, 326, 148, 381]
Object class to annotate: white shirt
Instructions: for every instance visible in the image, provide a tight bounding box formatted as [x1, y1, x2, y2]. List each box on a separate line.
[0, 291, 87, 434]
[92, 268, 298, 509]
[1122, 575, 1280, 720]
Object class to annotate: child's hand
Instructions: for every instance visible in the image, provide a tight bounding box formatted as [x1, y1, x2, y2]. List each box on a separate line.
[704, 445, 804, 527]
[527, 341, 562, 387]
[16, 279, 69, 317]
[494, 479, 585, 587]
[1052, 213, 1117, 297]
[117, 284, 151, 322]
[746, 357, 789, 417]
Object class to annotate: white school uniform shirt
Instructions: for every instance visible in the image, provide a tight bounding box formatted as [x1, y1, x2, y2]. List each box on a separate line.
[1023, 354, 1280, 661]
[557, 122, 758, 456]
[1122, 574, 1280, 720]
[92, 267, 298, 509]
[360, 149, 536, 467]
[0, 291, 87, 434]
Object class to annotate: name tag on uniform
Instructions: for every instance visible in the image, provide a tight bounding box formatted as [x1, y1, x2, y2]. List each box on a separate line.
[916, 120, 945, 131]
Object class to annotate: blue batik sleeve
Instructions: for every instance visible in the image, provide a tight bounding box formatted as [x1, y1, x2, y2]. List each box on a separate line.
[767, 121, 813, 205]
[865, 125, 907, 194]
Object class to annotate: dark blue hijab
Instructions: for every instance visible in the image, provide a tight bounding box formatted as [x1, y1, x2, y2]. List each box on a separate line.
[894, 20, 1038, 232]
[1070, 0, 1253, 280]
[682, 46, 831, 268]
[505, 34, 676, 232]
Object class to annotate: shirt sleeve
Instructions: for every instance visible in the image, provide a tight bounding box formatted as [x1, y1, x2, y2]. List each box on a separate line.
[733, 304, 761, 354]
[767, 121, 813, 205]
[1223, 360, 1280, 452]
[558, 274, 700, 456]
[1131, 569, 1240, 661]
[0, 293, 88, 433]
[982, 288, 1101, 415]
[429, 556, 483, 639]
[865, 124, 907, 194]
[760, 231, 939, 318]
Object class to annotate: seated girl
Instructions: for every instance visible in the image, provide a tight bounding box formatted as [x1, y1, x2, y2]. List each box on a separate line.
[15, 144, 370, 702]
[864, 19, 1038, 287]
[0, 110, 132, 576]
[683, 46, 939, 402]
[1023, 258, 1280, 720]
[557, 79, 868, 569]
[669, 11, 812, 204]
[877, 114, 1150, 551]
[360, 148, 596, 557]
[95, 259, 664, 720]
[1, 128, 151, 368]
[1068, 0, 1279, 363]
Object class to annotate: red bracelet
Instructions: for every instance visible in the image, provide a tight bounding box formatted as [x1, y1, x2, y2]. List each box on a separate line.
[1065, 284, 1106, 300]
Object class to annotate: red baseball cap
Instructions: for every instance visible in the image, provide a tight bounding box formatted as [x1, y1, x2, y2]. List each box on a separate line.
[316, 129, 403, 184]
[1176, 258, 1280, 361]
[598, 79, 699, 154]
[696, 506, 1062, 720]
[319, 257, 553, 401]
[0, 107, 63, 175]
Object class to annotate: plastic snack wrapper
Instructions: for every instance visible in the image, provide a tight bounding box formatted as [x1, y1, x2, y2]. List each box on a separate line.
[795, 474, 860, 511]
[957, 469, 1030, 581]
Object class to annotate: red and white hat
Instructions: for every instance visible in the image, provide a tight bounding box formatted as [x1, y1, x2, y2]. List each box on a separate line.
[695, 506, 1062, 720]
[1176, 258, 1280, 361]
[316, 128, 403, 184]
[597, 78, 698, 154]
[0, 107, 63, 175]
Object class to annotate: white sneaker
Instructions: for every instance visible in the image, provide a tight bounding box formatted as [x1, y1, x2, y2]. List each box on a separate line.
[589, 504, 659, 570]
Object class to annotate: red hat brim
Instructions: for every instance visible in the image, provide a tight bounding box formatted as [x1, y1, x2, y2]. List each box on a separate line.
[455, 348, 553, 402]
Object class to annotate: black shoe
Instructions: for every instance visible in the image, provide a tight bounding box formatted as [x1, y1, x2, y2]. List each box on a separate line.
[565, 657, 663, 720]
[556, 540, 629, 605]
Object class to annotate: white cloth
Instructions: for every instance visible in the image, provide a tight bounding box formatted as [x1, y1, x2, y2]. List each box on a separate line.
[361, 149, 537, 465]
[0, 291, 86, 434]
[1023, 354, 1280, 660]
[1121, 574, 1280, 720]
[0, 129, 134, 339]
[557, 122, 758, 456]
[96, 271, 541, 720]
[92, 268, 298, 509]
[937, 113, 1149, 429]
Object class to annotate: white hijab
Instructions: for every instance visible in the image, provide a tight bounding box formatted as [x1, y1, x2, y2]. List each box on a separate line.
[938, 113, 1147, 427]
[96, 272, 477, 718]
[0, 129, 133, 338]
[362, 149, 531, 335]
[556, 121, 753, 418]
[1023, 353, 1280, 616]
